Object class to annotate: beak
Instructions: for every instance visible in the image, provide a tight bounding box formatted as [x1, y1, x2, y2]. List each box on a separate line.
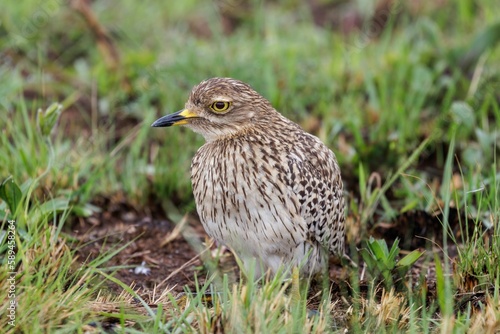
[151, 109, 198, 127]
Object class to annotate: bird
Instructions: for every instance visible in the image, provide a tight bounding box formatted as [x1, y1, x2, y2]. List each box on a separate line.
[152, 77, 345, 278]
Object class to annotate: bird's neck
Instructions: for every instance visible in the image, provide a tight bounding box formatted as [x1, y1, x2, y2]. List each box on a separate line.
[199, 112, 290, 143]
[201, 124, 254, 143]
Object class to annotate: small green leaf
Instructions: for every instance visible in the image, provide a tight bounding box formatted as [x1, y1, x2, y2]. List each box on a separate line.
[387, 239, 401, 264]
[0, 176, 22, 213]
[400, 199, 419, 213]
[367, 188, 381, 206]
[358, 162, 366, 200]
[476, 128, 493, 150]
[396, 249, 424, 267]
[32, 198, 70, 223]
[37, 102, 63, 136]
[450, 101, 475, 129]
[359, 248, 378, 272]
[72, 203, 101, 217]
[434, 255, 446, 313]
[393, 249, 424, 281]
[368, 238, 389, 261]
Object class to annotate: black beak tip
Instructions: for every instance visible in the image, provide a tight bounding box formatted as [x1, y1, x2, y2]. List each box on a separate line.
[152, 110, 188, 127]
[151, 117, 172, 128]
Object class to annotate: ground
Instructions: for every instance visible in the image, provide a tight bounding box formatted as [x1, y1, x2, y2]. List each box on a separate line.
[71, 196, 207, 295]
[69, 192, 489, 327]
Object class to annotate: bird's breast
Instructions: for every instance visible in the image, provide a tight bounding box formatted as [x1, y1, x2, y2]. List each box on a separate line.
[190, 139, 304, 257]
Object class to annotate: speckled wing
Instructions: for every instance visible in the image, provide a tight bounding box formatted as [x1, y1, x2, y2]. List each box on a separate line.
[284, 132, 345, 257]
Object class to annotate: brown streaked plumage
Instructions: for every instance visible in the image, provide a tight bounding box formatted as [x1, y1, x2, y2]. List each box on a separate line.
[152, 77, 345, 277]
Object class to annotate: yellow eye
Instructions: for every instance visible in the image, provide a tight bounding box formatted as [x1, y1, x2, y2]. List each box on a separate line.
[210, 101, 231, 113]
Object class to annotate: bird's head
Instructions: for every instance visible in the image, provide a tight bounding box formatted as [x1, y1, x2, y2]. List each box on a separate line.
[152, 77, 274, 141]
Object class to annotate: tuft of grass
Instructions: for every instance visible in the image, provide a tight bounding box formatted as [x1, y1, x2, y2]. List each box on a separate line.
[166, 271, 334, 333]
[360, 237, 423, 290]
[0, 210, 101, 332]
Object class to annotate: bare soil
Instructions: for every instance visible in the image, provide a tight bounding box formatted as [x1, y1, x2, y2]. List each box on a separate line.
[70, 195, 208, 295]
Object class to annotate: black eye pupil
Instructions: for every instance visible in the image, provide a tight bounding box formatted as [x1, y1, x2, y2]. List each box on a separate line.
[215, 102, 225, 109]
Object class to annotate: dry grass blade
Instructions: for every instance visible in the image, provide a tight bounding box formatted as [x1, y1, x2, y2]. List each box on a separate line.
[161, 214, 189, 247]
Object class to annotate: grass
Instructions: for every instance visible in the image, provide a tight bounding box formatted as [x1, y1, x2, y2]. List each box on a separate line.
[1, 0, 500, 332]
